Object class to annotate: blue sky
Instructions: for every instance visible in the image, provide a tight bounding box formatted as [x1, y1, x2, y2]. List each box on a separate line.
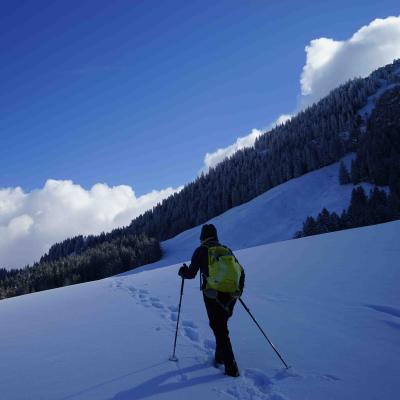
[1, 0, 399, 195]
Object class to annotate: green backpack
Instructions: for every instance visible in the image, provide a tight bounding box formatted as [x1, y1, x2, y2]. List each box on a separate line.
[204, 245, 243, 295]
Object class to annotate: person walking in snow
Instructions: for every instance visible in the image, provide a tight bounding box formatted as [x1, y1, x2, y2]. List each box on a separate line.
[178, 224, 245, 377]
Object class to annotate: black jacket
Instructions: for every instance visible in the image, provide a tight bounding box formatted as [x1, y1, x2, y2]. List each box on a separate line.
[181, 240, 245, 291]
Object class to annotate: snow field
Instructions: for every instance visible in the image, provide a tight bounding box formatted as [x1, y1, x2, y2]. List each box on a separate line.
[1, 220, 399, 399]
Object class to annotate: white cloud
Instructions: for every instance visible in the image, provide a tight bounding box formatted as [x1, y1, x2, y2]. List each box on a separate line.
[273, 114, 292, 126]
[202, 128, 263, 172]
[0, 181, 182, 269]
[202, 114, 292, 172]
[300, 16, 400, 106]
[201, 16, 400, 172]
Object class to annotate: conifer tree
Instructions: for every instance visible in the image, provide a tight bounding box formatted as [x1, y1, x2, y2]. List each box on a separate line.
[339, 161, 351, 184]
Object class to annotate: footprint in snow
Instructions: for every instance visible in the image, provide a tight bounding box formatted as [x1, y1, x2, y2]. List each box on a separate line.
[113, 281, 122, 289]
[203, 339, 215, 352]
[243, 369, 273, 394]
[120, 283, 204, 347]
[226, 382, 286, 400]
[110, 279, 125, 292]
[227, 369, 288, 400]
[183, 326, 200, 342]
[182, 320, 197, 329]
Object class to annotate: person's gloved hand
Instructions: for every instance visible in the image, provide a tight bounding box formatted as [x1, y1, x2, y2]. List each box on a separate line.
[178, 263, 188, 277]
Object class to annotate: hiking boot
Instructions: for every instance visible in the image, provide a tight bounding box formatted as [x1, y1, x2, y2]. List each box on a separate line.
[224, 360, 240, 377]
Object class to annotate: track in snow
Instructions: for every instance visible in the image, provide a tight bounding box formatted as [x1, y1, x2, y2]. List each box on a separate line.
[111, 277, 301, 400]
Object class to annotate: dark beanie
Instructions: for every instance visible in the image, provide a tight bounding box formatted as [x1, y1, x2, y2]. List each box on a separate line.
[200, 224, 218, 242]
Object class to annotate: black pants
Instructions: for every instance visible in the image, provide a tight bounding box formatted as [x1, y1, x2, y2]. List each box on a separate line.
[203, 293, 236, 366]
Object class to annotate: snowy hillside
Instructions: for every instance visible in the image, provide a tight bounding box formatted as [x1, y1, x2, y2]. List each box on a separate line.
[152, 155, 374, 270]
[1, 220, 399, 400]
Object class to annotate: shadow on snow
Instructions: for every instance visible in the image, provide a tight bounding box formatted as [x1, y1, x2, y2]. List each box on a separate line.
[108, 362, 223, 400]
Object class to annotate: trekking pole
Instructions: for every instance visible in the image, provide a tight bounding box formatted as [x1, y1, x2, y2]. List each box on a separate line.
[169, 277, 185, 362]
[239, 298, 290, 369]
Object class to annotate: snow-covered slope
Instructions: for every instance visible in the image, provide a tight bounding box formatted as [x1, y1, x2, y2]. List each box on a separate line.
[146, 154, 373, 271]
[1, 220, 399, 400]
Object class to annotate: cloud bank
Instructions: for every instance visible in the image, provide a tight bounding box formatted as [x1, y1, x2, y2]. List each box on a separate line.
[301, 16, 400, 106]
[0, 181, 181, 269]
[203, 128, 262, 173]
[201, 16, 400, 172]
[202, 114, 292, 172]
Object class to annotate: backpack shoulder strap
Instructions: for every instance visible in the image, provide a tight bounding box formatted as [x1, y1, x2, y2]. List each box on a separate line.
[199, 244, 211, 291]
